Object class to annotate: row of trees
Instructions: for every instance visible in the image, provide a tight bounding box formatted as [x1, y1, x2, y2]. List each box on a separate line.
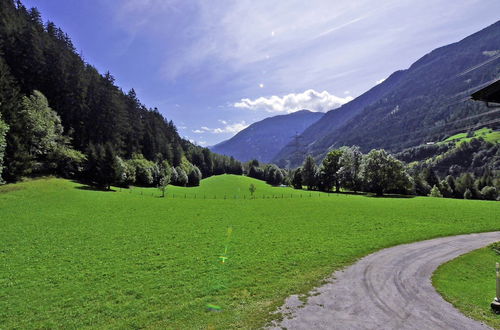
[288, 146, 499, 200]
[0, 88, 211, 189]
[292, 147, 411, 196]
[413, 168, 498, 200]
[0, 1, 244, 185]
[247, 160, 288, 186]
[84, 147, 203, 190]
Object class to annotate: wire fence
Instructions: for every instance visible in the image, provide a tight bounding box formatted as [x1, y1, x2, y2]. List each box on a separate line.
[117, 188, 339, 200]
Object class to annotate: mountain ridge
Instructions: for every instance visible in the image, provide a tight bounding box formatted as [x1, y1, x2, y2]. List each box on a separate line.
[273, 20, 500, 167]
[211, 110, 324, 162]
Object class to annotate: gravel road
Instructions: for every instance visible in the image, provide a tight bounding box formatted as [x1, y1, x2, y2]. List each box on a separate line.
[270, 231, 500, 330]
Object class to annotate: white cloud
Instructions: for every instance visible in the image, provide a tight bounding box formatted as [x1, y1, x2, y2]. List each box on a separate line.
[194, 121, 249, 135]
[375, 78, 386, 85]
[234, 89, 353, 113]
[188, 138, 207, 146]
[145, 0, 384, 82]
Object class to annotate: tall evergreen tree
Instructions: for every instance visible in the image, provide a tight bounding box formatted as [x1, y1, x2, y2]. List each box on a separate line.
[301, 155, 318, 190]
[291, 167, 303, 189]
[422, 168, 439, 188]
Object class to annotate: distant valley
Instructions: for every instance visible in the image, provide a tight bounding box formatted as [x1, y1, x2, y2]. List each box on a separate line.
[210, 110, 323, 162]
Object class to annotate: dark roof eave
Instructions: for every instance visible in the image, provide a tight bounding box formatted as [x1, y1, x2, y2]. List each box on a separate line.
[471, 79, 500, 103]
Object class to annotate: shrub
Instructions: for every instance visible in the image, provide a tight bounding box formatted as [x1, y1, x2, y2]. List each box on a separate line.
[463, 188, 473, 200]
[187, 166, 202, 187]
[429, 185, 443, 198]
[175, 166, 188, 186]
[128, 154, 156, 186]
[480, 186, 497, 201]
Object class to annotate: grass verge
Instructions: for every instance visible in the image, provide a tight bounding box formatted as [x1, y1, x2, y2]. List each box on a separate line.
[433, 243, 500, 329]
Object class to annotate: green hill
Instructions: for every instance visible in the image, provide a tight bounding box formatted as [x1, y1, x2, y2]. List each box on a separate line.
[130, 174, 319, 199]
[1, 175, 499, 328]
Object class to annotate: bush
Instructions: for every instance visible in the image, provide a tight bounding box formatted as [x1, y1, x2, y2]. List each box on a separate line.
[116, 157, 136, 187]
[187, 166, 202, 187]
[438, 179, 453, 198]
[175, 166, 188, 186]
[47, 145, 86, 178]
[128, 154, 157, 186]
[429, 185, 443, 198]
[464, 188, 473, 200]
[480, 186, 497, 201]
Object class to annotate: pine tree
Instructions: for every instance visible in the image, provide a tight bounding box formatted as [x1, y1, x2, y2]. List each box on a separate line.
[291, 168, 302, 189]
[301, 155, 317, 190]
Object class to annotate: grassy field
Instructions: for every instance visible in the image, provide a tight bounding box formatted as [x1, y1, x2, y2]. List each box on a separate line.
[433, 243, 500, 329]
[0, 175, 499, 329]
[443, 127, 500, 145]
[129, 174, 319, 199]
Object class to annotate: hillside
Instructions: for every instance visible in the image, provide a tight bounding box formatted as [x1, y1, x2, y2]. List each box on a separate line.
[211, 110, 323, 162]
[0, 0, 241, 183]
[273, 21, 500, 168]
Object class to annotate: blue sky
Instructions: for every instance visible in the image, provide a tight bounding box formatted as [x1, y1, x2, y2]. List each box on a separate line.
[23, 0, 500, 146]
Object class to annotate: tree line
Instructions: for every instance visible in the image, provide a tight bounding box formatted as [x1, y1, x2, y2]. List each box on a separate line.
[0, 0, 243, 186]
[246, 144, 498, 200]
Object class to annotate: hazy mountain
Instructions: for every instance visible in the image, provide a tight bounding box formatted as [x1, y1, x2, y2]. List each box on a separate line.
[273, 21, 500, 168]
[211, 110, 324, 162]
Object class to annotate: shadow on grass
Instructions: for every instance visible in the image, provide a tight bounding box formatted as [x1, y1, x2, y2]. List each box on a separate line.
[334, 191, 367, 196]
[73, 183, 117, 192]
[295, 189, 415, 198]
[364, 193, 415, 199]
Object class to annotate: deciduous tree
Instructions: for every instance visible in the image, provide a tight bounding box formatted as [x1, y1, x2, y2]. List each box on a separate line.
[360, 149, 411, 196]
[338, 146, 363, 193]
[321, 149, 343, 192]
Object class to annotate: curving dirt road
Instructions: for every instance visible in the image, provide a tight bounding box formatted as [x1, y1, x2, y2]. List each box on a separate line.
[270, 232, 500, 330]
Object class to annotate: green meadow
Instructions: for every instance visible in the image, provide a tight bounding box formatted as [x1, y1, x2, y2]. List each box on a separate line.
[443, 127, 500, 145]
[433, 243, 500, 329]
[1, 175, 499, 329]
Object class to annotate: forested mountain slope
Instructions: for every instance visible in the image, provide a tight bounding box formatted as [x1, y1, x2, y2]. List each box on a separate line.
[0, 0, 241, 182]
[211, 110, 323, 162]
[273, 20, 500, 168]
